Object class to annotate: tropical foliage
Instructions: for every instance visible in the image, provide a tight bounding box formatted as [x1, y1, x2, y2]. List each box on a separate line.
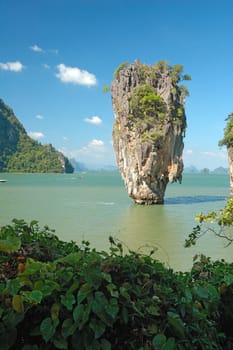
[185, 198, 233, 248]
[0, 219, 233, 349]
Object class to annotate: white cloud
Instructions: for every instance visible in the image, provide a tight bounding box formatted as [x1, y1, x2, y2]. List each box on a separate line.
[60, 141, 115, 167]
[186, 149, 193, 155]
[30, 44, 43, 52]
[89, 139, 104, 147]
[28, 131, 44, 139]
[84, 116, 102, 125]
[55, 64, 97, 86]
[35, 114, 44, 120]
[60, 139, 109, 162]
[0, 61, 25, 72]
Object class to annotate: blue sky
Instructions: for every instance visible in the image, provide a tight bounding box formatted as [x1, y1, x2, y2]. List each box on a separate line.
[1, 0, 233, 170]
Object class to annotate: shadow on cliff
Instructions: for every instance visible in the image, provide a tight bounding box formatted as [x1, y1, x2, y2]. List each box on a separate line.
[165, 195, 228, 205]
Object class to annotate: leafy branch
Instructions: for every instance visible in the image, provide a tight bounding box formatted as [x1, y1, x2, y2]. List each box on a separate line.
[185, 198, 233, 247]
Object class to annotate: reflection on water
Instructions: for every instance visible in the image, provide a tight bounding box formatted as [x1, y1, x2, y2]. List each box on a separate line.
[117, 204, 194, 270]
[165, 195, 228, 205]
[116, 198, 233, 271]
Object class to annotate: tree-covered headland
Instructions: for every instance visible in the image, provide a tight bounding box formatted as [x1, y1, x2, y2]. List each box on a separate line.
[0, 99, 74, 173]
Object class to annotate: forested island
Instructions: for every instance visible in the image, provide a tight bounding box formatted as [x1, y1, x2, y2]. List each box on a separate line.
[0, 99, 74, 173]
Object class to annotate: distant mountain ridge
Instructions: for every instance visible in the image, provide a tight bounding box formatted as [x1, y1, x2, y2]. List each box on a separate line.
[184, 165, 228, 174]
[0, 99, 74, 173]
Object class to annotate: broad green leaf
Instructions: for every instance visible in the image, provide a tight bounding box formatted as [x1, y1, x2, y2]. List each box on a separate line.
[53, 336, 68, 349]
[0, 235, 21, 253]
[68, 280, 79, 294]
[73, 303, 84, 323]
[224, 274, 233, 286]
[7, 279, 21, 295]
[34, 279, 60, 297]
[167, 312, 185, 339]
[85, 266, 102, 289]
[61, 319, 77, 338]
[207, 285, 219, 301]
[194, 286, 209, 299]
[106, 283, 119, 298]
[61, 292, 76, 310]
[162, 337, 175, 350]
[20, 259, 45, 276]
[152, 334, 166, 349]
[12, 295, 24, 313]
[90, 318, 106, 339]
[40, 317, 58, 343]
[55, 252, 82, 265]
[119, 287, 130, 300]
[22, 290, 43, 304]
[77, 283, 92, 304]
[106, 298, 119, 321]
[101, 272, 112, 283]
[184, 288, 192, 303]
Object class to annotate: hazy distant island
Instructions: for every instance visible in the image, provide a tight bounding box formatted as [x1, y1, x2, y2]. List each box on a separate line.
[183, 166, 229, 175]
[0, 99, 74, 173]
[70, 159, 228, 175]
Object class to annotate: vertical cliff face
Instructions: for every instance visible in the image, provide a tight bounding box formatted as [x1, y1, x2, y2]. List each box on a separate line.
[227, 147, 233, 196]
[219, 113, 233, 196]
[111, 61, 189, 204]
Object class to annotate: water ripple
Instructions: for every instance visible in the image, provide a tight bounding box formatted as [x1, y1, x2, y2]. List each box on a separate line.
[165, 195, 228, 205]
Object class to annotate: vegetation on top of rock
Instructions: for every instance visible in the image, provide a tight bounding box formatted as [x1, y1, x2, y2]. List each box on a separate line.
[219, 112, 233, 148]
[129, 84, 167, 122]
[113, 62, 129, 79]
[0, 99, 74, 173]
[0, 218, 233, 349]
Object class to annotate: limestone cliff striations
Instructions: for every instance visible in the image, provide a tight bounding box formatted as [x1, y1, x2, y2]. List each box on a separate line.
[111, 61, 189, 204]
[219, 113, 233, 196]
[227, 147, 233, 196]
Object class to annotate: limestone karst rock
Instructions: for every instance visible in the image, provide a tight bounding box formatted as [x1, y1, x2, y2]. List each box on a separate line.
[227, 147, 233, 196]
[111, 60, 189, 204]
[219, 113, 233, 196]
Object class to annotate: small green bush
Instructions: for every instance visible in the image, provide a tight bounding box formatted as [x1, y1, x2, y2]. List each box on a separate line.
[0, 220, 232, 349]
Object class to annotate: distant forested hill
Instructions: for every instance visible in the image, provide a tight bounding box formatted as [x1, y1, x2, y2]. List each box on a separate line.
[0, 99, 74, 173]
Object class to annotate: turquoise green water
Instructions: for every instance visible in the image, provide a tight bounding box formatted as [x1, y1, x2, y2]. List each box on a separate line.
[0, 172, 232, 271]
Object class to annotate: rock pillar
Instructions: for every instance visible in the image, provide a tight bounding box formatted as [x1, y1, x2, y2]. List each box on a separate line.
[111, 61, 188, 204]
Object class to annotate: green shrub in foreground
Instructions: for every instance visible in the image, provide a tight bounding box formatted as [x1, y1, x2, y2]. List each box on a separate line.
[0, 220, 232, 349]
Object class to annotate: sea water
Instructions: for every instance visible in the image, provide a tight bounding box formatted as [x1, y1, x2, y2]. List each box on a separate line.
[0, 172, 232, 271]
